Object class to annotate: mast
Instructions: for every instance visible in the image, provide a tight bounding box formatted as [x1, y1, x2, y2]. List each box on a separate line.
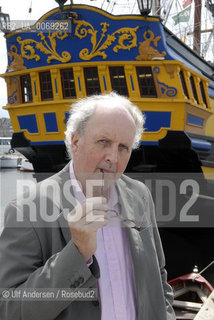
[193, 0, 202, 54]
[153, 0, 161, 16]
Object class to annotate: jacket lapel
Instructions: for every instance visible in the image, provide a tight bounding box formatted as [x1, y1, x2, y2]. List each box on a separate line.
[116, 178, 147, 319]
[55, 163, 77, 245]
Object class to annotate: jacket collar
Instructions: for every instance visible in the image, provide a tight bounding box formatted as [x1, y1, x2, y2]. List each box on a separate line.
[56, 162, 76, 244]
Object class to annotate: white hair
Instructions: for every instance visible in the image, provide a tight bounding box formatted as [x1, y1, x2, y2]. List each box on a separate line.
[64, 92, 145, 158]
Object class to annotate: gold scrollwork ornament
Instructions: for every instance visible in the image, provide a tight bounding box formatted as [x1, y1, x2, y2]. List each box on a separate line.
[73, 16, 139, 60]
[17, 29, 71, 63]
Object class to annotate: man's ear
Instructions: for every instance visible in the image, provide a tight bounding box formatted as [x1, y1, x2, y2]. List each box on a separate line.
[71, 132, 80, 154]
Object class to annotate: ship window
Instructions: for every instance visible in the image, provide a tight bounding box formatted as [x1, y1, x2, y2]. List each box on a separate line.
[109, 66, 128, 96]
[136, 67, 157, 97]
[84, 67, 101, 95]
[20, 74, 33, 103]
[199, 81, 208, 108]
[61, 68, 76, 98]
[190, 76, 199, 104]
[39, 71, 53, 101]
[179, 71, 189, 99]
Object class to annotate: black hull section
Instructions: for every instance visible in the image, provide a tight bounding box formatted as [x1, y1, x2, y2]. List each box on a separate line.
[126, 130, 214, 174]
[160, 227, 214, 285]
[12, 130, 212, 175]
[11, 132, 69, 179]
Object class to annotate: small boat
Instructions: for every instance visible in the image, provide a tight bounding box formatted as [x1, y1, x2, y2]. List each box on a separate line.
[169, 271, 214, 319]
[0, 137, 14, 154]
[0, 155, 18, 168]
[19, 159, 34, 172]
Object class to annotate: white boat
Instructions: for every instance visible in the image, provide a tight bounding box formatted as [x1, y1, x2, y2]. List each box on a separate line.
[0, 137, 14, 154]
[169, 271, 214, 319]
[19, 159, 34, 172]
[0, 156, 18, 168]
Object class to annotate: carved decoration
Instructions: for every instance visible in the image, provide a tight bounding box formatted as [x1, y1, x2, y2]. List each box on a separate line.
[135, 30, 166, 61]
[73, 15, 139, 60]
[153, 67, 177, 97]
[7, 45, 27, 71]
[8, 89, 18, 104]
[16, 29, 71, 64]
[12, 16, 142, 63]
[164, 64, 176, 78]
[6, 76, 19, 105]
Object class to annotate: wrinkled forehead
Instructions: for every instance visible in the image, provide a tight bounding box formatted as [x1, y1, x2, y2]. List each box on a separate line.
[91, 102, 135, 125]
[84, 103, 136, 142]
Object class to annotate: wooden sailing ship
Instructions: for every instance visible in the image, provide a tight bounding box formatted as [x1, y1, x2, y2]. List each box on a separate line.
[0, 0, 214, 286]
[0, 1, 213, 174]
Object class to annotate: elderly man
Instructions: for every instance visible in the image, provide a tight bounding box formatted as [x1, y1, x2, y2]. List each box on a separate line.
[0, 92, 175, 320]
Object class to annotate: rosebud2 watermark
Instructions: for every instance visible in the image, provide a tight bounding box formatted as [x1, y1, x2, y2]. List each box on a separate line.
[0, 288, 97, 301]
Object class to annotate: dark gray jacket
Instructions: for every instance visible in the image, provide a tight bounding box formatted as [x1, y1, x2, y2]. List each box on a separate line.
[0, 163, 175, 320]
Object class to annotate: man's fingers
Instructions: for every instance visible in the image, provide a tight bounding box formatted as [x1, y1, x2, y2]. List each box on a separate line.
[85, 203, 109, 214]
[83, 197, 108, 216]
[82, 218, 108, 231]
[68, 204, 108, 225]
[69, 214, 108, 234]
[84, 211, 108, 223]
[68, 198, 109, 261]
[86, 197, 107, 204]
[68, 197, 108, 223]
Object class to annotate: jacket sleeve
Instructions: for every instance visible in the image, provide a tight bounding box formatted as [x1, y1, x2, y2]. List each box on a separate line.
[0, 201, 99, 320]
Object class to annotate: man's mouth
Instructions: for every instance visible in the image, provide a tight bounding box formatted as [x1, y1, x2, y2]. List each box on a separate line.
[99, 168, 115, 174]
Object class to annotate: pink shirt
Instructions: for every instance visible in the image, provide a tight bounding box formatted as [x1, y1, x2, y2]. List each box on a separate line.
[69, 162, 137, 320]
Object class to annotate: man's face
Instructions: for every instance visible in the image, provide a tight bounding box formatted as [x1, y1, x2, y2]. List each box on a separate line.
[71, 104, 136, 194]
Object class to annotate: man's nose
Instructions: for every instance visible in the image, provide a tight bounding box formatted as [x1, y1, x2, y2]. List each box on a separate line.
[105, 146, 119, 164]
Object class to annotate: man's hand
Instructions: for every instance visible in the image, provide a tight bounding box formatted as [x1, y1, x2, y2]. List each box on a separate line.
[68, 197, 108, 262]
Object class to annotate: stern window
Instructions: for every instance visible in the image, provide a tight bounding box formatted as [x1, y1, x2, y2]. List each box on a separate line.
[199, 81, 208, 108]
[39, 71, 53, 101]
[109, 66, 128, 96]
[136, 67, 157, 97]
[84, 67, 101, 95]
[20, 74, 33, 103]
[190, 76, 199, 104]
[179, 71, 189, 99]
[61, 68, 76, 98]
